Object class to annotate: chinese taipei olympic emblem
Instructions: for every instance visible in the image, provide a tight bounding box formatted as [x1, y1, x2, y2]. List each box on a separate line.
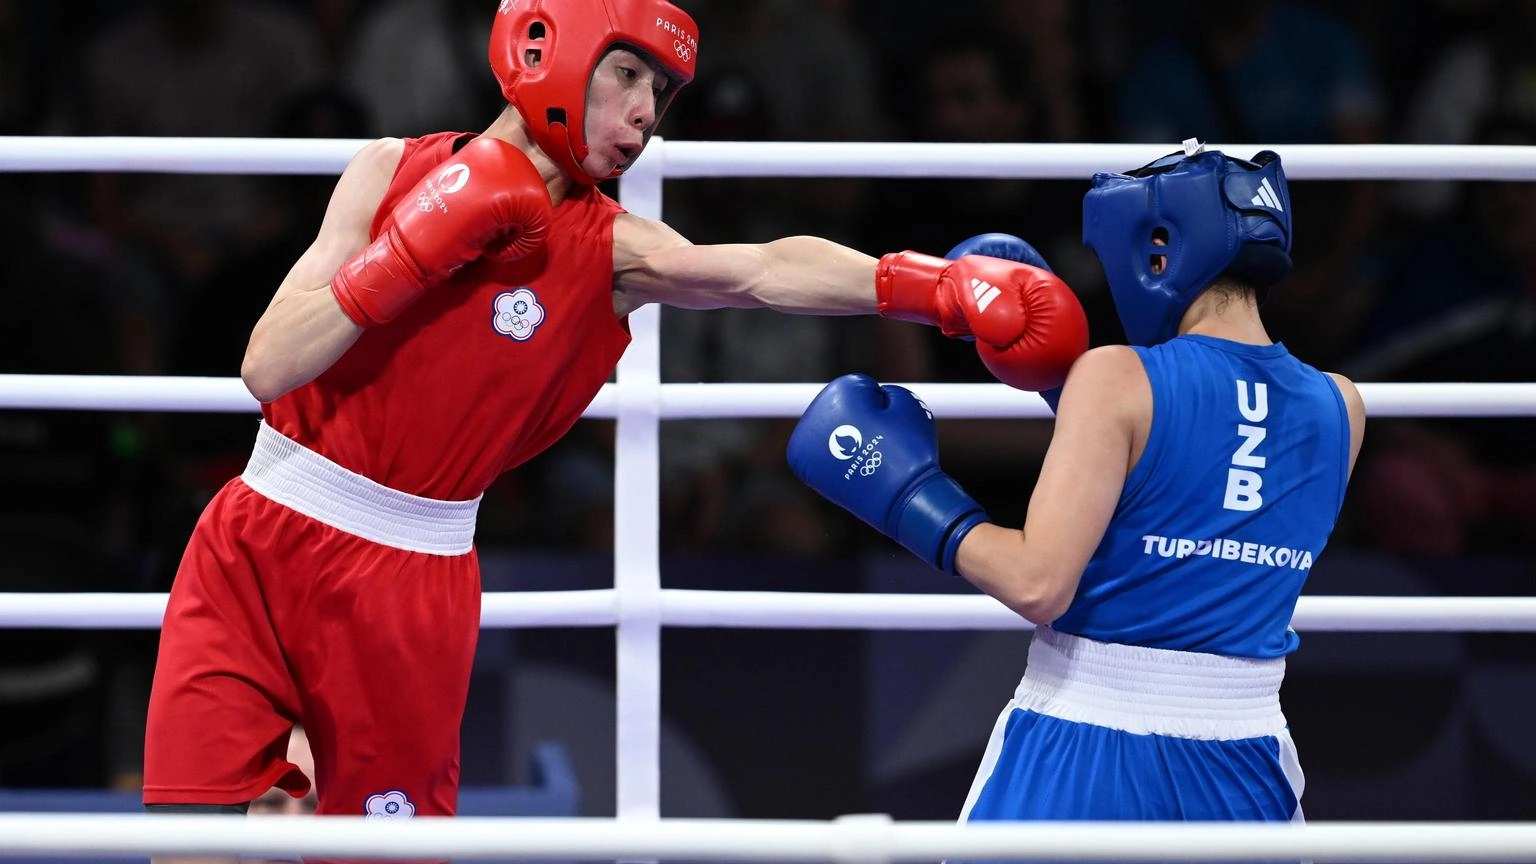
[492, 288, 545, 341]
[364, 789, 415, 820]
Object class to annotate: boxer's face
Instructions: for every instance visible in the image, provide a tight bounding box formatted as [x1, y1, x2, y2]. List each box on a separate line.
[1151, 231, 1168, 274]
[582, 48, 673, 179]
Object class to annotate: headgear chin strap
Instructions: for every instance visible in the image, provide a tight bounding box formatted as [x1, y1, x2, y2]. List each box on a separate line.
[489, 0, 698, 185]
[1083, 139, 1293, 346]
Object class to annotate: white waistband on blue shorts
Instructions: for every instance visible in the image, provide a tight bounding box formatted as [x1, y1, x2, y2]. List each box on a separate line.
[1014, 626, 1287, 740]
[240, 421, 480, 556]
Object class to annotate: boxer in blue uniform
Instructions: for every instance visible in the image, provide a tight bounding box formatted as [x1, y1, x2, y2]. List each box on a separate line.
[789, 140, 1367, 822]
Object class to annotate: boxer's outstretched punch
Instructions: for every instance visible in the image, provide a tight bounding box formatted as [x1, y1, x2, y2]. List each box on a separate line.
[143, 4, 1092, 860]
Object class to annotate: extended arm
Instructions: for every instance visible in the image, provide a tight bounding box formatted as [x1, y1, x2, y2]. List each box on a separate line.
[611, 215, 878, 316]
[613, 219, 1088, 393]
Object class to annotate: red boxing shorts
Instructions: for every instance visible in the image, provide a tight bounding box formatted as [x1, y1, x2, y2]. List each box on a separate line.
[143, 422, 483, 823]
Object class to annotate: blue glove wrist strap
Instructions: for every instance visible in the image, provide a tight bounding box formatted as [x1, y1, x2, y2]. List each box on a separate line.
[893, 473, 989, 575]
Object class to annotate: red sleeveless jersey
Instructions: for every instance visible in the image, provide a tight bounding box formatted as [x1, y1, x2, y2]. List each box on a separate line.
[263, 132, 632, 500]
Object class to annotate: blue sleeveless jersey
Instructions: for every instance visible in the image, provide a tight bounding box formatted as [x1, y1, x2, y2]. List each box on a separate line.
[1051, 335, 1351, 658]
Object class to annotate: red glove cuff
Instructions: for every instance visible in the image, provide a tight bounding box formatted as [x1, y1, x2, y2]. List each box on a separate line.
[329, 232, 430, 329]
[876, 251, 970, 336]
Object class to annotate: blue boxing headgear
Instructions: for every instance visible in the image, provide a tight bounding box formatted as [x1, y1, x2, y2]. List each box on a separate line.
[1083, 141, 1292, 346]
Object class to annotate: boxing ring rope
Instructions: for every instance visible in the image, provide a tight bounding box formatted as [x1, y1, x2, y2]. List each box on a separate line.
[1, 136, 1534, 861]
[2, 375, 1535, 417]
[8, 591, 1536, 632]
[6, 136, 1536, 179]
[5, 814, 1536, 862]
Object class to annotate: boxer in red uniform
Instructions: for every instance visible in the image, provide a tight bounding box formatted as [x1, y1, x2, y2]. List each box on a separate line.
[142, 1, 1090, 857]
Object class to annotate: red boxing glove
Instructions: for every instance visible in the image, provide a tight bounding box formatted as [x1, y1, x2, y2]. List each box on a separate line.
[876, 251, 1089, 391]
[331, 136, 553, 328]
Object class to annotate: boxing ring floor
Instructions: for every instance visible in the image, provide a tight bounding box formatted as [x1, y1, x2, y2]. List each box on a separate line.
[0, 137, 1534, 860]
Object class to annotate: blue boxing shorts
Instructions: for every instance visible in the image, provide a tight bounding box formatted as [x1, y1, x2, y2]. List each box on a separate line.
[960, 627, 1304, 823]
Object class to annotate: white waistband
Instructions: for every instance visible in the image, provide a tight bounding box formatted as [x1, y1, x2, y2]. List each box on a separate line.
[240, 421, 480, 556]
[1014, 627, 1287, 740]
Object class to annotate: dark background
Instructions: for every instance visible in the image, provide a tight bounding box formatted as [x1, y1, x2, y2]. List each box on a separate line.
[0, 0, 1532, 823]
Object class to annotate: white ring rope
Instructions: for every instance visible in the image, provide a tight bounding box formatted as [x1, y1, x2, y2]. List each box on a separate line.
[3, 136, 1533, 861]
[7, 591, 1536, 632]
[4, 136, 1536, 180]
[1, 814, 1535, 862]
[1, 376, 1534, 418]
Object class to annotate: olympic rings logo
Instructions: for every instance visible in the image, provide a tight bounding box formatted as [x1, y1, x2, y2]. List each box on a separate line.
[859, 452, 883, 476]
[673, 40, 692, 62]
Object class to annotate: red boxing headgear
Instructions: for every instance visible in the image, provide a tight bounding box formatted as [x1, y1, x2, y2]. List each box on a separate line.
[489, 0, 698, 185]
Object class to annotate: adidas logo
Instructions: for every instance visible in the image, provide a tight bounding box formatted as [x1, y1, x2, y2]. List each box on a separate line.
[970, 278, 1001, 313]
[1250, 178, 1283, 212]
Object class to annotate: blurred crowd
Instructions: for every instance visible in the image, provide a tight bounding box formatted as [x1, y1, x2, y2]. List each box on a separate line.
[0, 0, 1532, 791]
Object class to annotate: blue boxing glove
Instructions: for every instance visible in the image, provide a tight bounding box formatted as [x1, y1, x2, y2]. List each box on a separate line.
[945, 233, 1066, 414]
[787, 373, 988, 574]
[945, 232, 1055, 273]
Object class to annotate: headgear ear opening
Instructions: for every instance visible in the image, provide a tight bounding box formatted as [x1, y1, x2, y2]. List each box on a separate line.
[1082, 145, 1293, 346]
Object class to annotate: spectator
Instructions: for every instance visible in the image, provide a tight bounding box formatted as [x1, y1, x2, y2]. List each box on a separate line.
[77, 0, 326, 294]
[978, 0, 1114, 143]
[856, 25, 1097, 525]
[0, 170, 157, 791]
[1392, 0, 1536, 222]
[339, 0, 502, 137]
[1344, 114, 1536, 557]
[1112, 0, 1389, 368]
[243, 726, 317, 864]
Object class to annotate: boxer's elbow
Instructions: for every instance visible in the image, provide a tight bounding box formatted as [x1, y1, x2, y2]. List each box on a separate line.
[958, 527, 1078, 625]
[998, 571, 1077, 627]
[241, 339, 300, 404]
[1007, 592, 1072, 628]
[241, 299, 352, 402]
